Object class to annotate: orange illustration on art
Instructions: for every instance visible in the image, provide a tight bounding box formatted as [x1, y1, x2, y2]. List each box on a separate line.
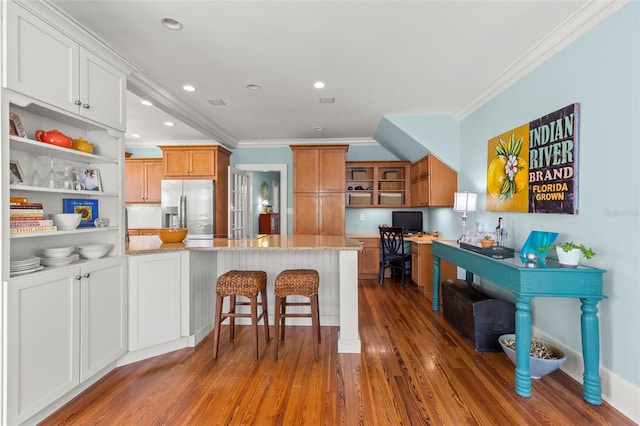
[486, 123, 529, 212]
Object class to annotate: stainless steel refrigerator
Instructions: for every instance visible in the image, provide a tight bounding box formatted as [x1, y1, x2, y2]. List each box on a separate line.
[161, 180, 215, 235]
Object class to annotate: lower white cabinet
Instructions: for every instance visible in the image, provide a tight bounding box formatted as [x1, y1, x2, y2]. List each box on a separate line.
[4, 256, 127, 425]
[128, 252, 182, 351]
[80, 257, 128, 381]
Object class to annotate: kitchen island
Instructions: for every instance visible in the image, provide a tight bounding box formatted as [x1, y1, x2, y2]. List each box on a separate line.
[126, 234, 362, 356]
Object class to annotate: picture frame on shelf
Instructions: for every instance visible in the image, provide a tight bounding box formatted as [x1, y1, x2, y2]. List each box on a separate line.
[9, 112, 26, 138]
[9, 160, 24, 185]
[79, 168, 102, 191]
[63, 198, 99, 227]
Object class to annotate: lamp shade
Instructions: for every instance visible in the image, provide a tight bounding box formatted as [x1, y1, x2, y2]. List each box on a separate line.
[453, 192, 477, 212]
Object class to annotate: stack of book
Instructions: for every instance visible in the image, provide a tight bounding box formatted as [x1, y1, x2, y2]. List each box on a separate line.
[10, 197, 56, 234]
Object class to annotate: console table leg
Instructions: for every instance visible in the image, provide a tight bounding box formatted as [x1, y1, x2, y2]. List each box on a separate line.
[432, 256, 441, 311]
[515, 296, 532, 398]
[581, 298, 602, 405]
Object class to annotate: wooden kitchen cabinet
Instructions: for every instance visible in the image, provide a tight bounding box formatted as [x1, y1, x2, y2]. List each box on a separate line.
[411, 242, 457, 289]
[161, 146, 220, 179]
[411, 155, 458, 207]
[356, 237, 381, 279]
[346, 161, 411, 207]
[293, 192, 345, 236]
[292, 145, 347, 236]
[125, 158, 163, 203]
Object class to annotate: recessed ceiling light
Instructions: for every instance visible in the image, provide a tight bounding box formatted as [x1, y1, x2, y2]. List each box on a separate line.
[140, 100, 153, 106]
[164, 121, 175, 127]
[314, 81, 326, 89]
[183, 84, 195, 92]
[314, 127, 325, 131]
[130, 134, 142, 138]
[246, 84, 261, 90]
[161, 18, 183, 31]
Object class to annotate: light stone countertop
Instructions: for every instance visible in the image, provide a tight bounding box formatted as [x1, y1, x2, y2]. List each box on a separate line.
[126, 234, 362, 255]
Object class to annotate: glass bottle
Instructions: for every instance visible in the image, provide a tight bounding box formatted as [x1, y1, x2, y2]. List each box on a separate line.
[495, 217, 508, 247]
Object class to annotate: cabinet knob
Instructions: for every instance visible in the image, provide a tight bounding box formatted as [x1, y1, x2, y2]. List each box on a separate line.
[83, 273, 91, 278]
[75, 275, 82, 280]
[74, 100, 82, 105]
[83, 104, 90, 109]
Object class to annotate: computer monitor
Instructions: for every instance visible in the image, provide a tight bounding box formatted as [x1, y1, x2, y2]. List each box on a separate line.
[391, 211, 423, 234]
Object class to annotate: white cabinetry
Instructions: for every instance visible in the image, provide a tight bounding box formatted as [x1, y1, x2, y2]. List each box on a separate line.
[2, 3, 128, 423]
[80, 257, 127, 381]
[128, 252, 183, 351]
[5, 0, 126, 131]
[5, 257, 126, 425]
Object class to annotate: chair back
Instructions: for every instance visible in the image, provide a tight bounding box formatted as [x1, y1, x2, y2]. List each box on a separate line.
[379, 226, 406, 256]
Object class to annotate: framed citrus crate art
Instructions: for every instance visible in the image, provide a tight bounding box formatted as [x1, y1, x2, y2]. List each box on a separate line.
[486, 103, 579, 215]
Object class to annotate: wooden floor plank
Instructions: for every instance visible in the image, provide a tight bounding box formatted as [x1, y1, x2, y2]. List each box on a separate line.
[40, 278, 634, 425]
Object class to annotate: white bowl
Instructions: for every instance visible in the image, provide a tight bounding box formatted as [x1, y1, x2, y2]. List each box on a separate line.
[498, 334, 567, 379]
[77, 244, 112, 259]
[42, 246, 75, 258]
[50, 213, 82, 230]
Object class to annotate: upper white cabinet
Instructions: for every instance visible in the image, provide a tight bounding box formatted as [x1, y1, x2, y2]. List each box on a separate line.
[4, 0, 126, 131]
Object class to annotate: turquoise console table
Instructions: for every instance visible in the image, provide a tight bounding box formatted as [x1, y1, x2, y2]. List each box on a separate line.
[431, 240, 606, 405]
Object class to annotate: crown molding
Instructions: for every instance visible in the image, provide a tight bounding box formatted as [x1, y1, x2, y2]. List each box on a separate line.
[127, 74, 238, 148]
[237, 137, 378, 148]
[454, 0, 629, 119]
[124, 139, 223, 148]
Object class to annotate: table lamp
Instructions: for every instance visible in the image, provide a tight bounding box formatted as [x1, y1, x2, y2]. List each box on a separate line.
[453, 191, 477, 243]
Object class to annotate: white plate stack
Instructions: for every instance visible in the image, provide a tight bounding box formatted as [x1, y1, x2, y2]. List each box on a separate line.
[10, 256, 43, 277]
[40, 246, 80, 267]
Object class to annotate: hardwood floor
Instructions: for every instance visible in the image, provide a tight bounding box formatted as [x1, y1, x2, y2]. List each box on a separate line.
[42, 279, 632, 425]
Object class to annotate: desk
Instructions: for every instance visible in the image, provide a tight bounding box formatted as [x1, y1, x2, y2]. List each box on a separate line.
[431, 240, 606, 405]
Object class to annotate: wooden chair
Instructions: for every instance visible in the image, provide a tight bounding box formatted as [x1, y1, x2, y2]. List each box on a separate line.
[379, 226, 412, 287]
[213, 270, 269, 359]
[273, 269, 320, 360]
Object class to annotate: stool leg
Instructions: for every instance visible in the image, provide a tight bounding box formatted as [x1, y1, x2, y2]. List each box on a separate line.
[273, 295, 281, 360]
[213, 294, 224, 359]
[260, 286, 270, 342]
[279, 296, 287, 342]
[310, 294, 320, 360]
[229, 295, 236, 341]
[315, 293, 321, 343]
[251, 294, 259, 359]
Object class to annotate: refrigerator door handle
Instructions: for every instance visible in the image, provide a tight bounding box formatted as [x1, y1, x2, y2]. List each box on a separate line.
[179, 195, 187, 228]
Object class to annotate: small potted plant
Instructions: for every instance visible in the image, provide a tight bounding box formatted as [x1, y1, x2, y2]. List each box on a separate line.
[554, 242, 597, 266]
[480, 234, 495, 248]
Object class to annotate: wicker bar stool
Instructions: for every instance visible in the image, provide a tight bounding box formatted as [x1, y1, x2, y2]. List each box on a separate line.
[213, 270, 269, 360]
[273, 269, 320, 360]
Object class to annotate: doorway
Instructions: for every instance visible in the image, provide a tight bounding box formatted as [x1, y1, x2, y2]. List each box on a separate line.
[235, 163, 288, 235]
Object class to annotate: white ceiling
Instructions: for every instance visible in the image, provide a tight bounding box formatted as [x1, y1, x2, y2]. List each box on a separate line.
[47, 0, 619, 148]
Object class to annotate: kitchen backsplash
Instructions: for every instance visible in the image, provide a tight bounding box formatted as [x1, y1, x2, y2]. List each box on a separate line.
[127, 203, 162, 228]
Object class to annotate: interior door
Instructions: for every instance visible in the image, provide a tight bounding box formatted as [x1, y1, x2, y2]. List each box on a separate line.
[228, 167, 250, 238]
